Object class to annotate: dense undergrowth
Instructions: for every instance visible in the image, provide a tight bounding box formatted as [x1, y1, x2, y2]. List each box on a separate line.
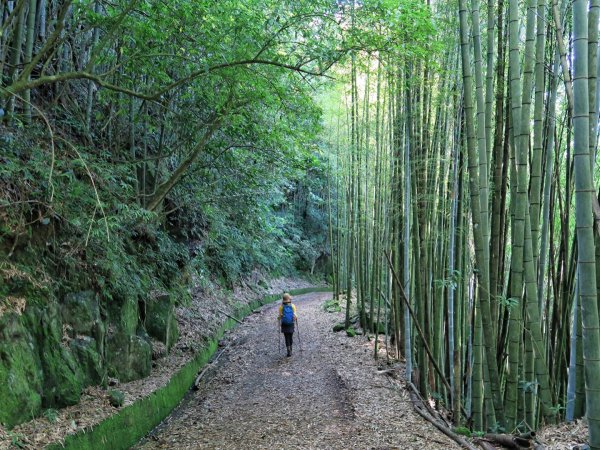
[0, 111, 330, 315]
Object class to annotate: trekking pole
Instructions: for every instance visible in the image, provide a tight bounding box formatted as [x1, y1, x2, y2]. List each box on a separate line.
[296, 319, 303, 352]
[278, 319, 281, 355]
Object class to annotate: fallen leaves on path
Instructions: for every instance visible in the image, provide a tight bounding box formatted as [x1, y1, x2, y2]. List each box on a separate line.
[135, 292, 461, 450]
[0, 275, 313, 450]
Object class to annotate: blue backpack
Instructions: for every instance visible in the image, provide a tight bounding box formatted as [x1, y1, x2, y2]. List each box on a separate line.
[282, 304, 294, 325]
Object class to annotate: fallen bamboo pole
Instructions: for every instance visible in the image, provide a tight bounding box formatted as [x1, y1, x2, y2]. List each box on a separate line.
[217, 308, 243, 324]
[193, 348, 226, 389]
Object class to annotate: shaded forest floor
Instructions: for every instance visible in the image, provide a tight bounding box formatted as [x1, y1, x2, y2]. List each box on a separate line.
[0, 275, 315, 449]
[0, 286, 588, 449]
[134, 292, 460, 450]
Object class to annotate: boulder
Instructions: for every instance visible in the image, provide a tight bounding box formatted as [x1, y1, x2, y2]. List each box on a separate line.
[27, 303, 83, 409]
[0, 313, 43, 427]
[108, 389, 125, 407]
[332, 323, 345, 332]
[144, 294, 179, 351]
[62, 291, 105, 355]
[106, 332, 152, 382]
[62, 291, 100, 336]
[107, 293, 139, 336]
[70, 337, 104, 386]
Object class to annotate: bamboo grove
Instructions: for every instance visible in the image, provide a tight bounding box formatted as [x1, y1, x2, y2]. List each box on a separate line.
[1, 0, 599, 445]
[324, 0, 600, 445]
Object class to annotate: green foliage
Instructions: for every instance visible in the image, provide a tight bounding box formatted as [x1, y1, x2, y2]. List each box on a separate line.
[498, 295, 519, 310]
[323, 298, 342, 313]
[108, 390, 125, 408]
[453, 426, 471, 437]
[519, 379, 539, 394]
[347, 0, 441, 59]
[43, 408, 59, 423]
[8, 431, 26, 448]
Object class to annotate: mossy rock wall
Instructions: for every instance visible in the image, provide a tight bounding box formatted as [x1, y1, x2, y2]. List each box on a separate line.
[144, 293, 178, 351]
[46, 287, 329, 450]
[0, 287, 173, 428]
[0, 313, 43, 427]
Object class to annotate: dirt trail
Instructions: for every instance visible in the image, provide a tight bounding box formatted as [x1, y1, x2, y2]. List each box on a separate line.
[134, 292, 460, 449]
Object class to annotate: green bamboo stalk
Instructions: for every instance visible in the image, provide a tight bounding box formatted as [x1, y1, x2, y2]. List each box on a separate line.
[485, 0, 495, 167]
[551, 0, 575, 113]
[22, 0, 37, 123]
[572, 0, 600, 444]
[529, 0, 547, 273]
[509, 0, 556, 423]
[589, 0, 599, 168]
[489, 0, 507, 315]
[404, 60, 413, 382]
[459, 0, 505, 426]
[464, 0, 505, 425]
[505, 115, 522, 430]
[575, 293, 586, 417]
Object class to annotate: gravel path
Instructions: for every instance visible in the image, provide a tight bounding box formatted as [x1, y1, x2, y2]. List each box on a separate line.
[134, 292, 460, 450]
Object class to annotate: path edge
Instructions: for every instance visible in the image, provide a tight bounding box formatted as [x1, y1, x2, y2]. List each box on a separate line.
[45, 287, 332, 450]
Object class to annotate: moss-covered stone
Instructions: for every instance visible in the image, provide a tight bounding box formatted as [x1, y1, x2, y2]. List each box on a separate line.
[0, 313, 43, 427]
[62, 291, 100, 336]
[332, 323, 345, 332]
[346, 327, 357, 337]
[107, 294, 139, 336]
[108, 390, 125, 407]
[62, 291, 106, 355]
[144, 294, 178, 351]
[106, 332, 151, 382]
[70, 337, 104, 386]
[27, 303, 84, 409]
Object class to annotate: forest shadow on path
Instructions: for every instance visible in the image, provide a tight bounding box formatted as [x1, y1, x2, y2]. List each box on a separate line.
[134, 292, 460, 449]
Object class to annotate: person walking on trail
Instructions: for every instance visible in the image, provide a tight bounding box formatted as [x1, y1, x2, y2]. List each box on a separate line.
[278, 293, 297, 357]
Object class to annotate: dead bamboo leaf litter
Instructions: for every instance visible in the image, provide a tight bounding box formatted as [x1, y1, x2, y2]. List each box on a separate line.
[134, 292, 461, 450]
[0, 275, 314, 450]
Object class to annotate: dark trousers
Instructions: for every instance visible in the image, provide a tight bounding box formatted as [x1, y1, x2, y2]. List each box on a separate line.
[284, 332, 294, 347]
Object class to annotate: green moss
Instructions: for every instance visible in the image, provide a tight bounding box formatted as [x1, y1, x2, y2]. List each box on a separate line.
[108, 390, 125, 407]
[40, 345, 83, 408]
[453, 426, 472, 437]
[107, 294, 139, 335]
[70, 337, 104, 386]
[0, 314, 43, 427]
[29, 304, 84, 409]
[145, 294, 179, 351]
[106, 332, 151, 382]
[346, 328, 357, 337]
[332, 323, 345, 332]
[289, 286, 331, 295]
[62, 291, 101, 336]
[323, 298, 341, 313]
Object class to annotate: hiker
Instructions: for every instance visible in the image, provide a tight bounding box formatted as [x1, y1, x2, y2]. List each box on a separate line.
[278, 293, 297, 357]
